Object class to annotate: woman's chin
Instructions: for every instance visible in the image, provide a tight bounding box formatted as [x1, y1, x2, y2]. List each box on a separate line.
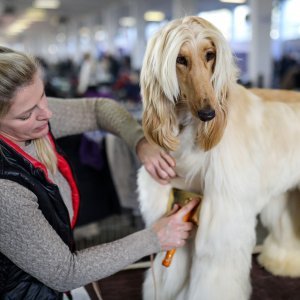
[33, 124, 49, 138]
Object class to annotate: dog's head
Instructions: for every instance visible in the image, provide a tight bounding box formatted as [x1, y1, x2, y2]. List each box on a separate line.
[141, 16, 239, 152]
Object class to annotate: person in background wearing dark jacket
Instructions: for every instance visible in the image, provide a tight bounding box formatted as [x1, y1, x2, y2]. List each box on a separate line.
[0, 47, 198, 299]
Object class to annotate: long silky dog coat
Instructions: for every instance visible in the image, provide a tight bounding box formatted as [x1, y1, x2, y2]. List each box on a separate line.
[138, 16, 300, 300]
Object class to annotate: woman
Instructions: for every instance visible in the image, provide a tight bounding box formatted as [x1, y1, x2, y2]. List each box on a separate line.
[0, 46, 198, 299]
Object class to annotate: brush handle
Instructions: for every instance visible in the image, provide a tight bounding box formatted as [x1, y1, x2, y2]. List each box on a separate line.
[162, 249, 176, 267]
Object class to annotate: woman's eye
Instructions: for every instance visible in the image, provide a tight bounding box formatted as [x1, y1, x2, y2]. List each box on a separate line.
[19, 113, 32, 121]
[176, 56, 188, 66]
[206, 51, 215, 62]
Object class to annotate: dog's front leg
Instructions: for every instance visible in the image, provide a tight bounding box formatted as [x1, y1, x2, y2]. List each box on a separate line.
[143, 244, 192, 300]
[186, 195, 257, 300]
[138, 167, 191, 300]
[137, 166, 172, 227]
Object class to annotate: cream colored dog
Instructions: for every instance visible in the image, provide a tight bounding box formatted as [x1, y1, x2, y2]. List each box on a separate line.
[137, 16, 300, 300]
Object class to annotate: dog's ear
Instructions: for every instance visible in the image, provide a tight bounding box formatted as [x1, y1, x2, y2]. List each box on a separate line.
[140, 22, 182, 152]
[210, 25, 239, 106]
[141, 77, 179, 152]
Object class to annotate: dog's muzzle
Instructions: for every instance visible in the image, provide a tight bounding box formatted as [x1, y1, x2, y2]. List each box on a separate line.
[197, 108, 216, 122]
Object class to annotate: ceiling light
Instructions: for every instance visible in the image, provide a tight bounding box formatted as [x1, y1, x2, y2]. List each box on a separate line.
[219, 0, 246, 3]
[33, 0, 60, 9]
[119, 17, 136, 27]
[7, 21, 30, 35]
[6, 8, 46, 36]
[25, 8, 46, 21]
[144, 11, 165, 22]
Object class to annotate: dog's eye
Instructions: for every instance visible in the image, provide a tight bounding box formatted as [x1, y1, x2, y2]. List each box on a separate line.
[206, 51, 215, 62]
[176, 56, 188, 66]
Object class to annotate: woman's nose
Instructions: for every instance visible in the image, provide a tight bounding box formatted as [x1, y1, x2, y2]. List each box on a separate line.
[37, 106, 52, 120]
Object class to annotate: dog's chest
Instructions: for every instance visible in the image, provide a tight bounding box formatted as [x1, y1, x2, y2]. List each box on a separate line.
[176, 120, 203, 158]
[171, 126, 208, 193]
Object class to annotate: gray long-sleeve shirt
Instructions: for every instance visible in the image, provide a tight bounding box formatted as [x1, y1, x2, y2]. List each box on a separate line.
[0, 97, 160, 292]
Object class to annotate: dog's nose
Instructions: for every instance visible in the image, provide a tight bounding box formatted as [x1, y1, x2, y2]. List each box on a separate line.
[197, 108, 216, 122]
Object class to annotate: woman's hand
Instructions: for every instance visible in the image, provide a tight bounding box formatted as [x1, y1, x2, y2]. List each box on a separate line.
[152, 198, 199, 251]
[136, 137, 176, 185]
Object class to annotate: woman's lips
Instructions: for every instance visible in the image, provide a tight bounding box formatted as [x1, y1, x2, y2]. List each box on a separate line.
[35, 123, 48, 132]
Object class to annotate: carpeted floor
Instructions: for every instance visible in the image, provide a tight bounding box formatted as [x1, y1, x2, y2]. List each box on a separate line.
[85, 256, 300, 300]
[75, 214, 300, 300]
[251, 254, 300, 300]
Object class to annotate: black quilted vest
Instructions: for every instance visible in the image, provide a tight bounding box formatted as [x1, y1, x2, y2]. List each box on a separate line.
[0, 132, 80, 299]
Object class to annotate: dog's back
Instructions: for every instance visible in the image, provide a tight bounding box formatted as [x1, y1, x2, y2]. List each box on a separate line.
[251, 88, 300, 103]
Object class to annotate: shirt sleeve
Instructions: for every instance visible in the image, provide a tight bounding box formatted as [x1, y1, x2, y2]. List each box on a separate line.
[48, 97, 144, 154]
[0, 179, 160, 292]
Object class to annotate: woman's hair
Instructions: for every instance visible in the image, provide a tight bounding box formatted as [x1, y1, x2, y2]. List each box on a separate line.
[0, 46, 57, 173]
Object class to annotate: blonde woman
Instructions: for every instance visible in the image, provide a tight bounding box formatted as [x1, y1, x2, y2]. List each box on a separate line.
[0, 47, 198, 299]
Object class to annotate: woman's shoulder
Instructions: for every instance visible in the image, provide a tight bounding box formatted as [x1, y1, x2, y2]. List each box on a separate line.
[0, 179, 38, 207]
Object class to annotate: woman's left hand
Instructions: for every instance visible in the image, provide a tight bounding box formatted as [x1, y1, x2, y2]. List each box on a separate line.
[136, 137, 176, 185]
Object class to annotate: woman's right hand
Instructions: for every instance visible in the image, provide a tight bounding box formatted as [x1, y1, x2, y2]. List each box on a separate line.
[151, 198, 199, 251]
[136, 137, 177, 185]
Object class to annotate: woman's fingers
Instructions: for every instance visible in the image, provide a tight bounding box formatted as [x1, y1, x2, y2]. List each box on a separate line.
[147, 156, 176, 183]
[158, 151, 176, 179]
[158, 159, 176, 178]
[144, 164, 170, 185]
[166, 204, 180, 216]
[174, 198, 200, 221]
[136, 137, 177, 184]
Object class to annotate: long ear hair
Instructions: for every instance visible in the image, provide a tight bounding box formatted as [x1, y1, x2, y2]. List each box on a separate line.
[140, 16, 239, 152]
[141, 19, 187, 151]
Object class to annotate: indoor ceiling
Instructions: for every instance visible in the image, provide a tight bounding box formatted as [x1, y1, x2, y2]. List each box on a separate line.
[0, 0, 243, 17]
[0, 0, 247, 42]
[0, 0, 244, 25]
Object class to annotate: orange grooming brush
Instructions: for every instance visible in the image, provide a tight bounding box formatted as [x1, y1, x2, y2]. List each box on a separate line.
[162, 188, 202, 267]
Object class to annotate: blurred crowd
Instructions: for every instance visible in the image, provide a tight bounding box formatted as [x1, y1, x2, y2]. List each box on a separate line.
[38, 52, 141, 101]
[37, 50, 300, 102]
[275, 52, 300, 90]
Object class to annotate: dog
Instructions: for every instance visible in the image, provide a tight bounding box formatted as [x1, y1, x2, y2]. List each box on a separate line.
[137, 16, 300, 300]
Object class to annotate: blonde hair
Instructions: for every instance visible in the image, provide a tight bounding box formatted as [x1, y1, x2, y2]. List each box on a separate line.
[0, 47, 57, 173]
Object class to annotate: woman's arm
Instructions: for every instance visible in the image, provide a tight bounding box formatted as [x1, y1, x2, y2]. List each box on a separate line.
[0, 179, 160, 292]
[0, 179, 197, 291]
[48, 97, 143, 153]
[48, 97, 176, 183]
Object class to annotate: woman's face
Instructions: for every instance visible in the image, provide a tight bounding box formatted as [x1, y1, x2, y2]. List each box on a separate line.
[0, 72, 52, 146]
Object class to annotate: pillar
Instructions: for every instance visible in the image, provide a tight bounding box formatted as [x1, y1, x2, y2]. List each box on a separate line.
[248, 0, 273, 87]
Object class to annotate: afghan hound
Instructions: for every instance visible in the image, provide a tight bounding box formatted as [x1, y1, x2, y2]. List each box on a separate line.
[137, 15, 300, 300]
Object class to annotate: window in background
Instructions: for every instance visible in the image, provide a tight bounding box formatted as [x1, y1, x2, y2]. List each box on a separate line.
[198, 9, 232, 40]
[281, 0, 300, 40]
[232, 5, 250, 42]
[115, 27, 137, 54]
[145, 21, 168, 41]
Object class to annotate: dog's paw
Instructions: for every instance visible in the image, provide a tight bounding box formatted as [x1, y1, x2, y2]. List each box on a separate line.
[258, 238, 300, 277]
